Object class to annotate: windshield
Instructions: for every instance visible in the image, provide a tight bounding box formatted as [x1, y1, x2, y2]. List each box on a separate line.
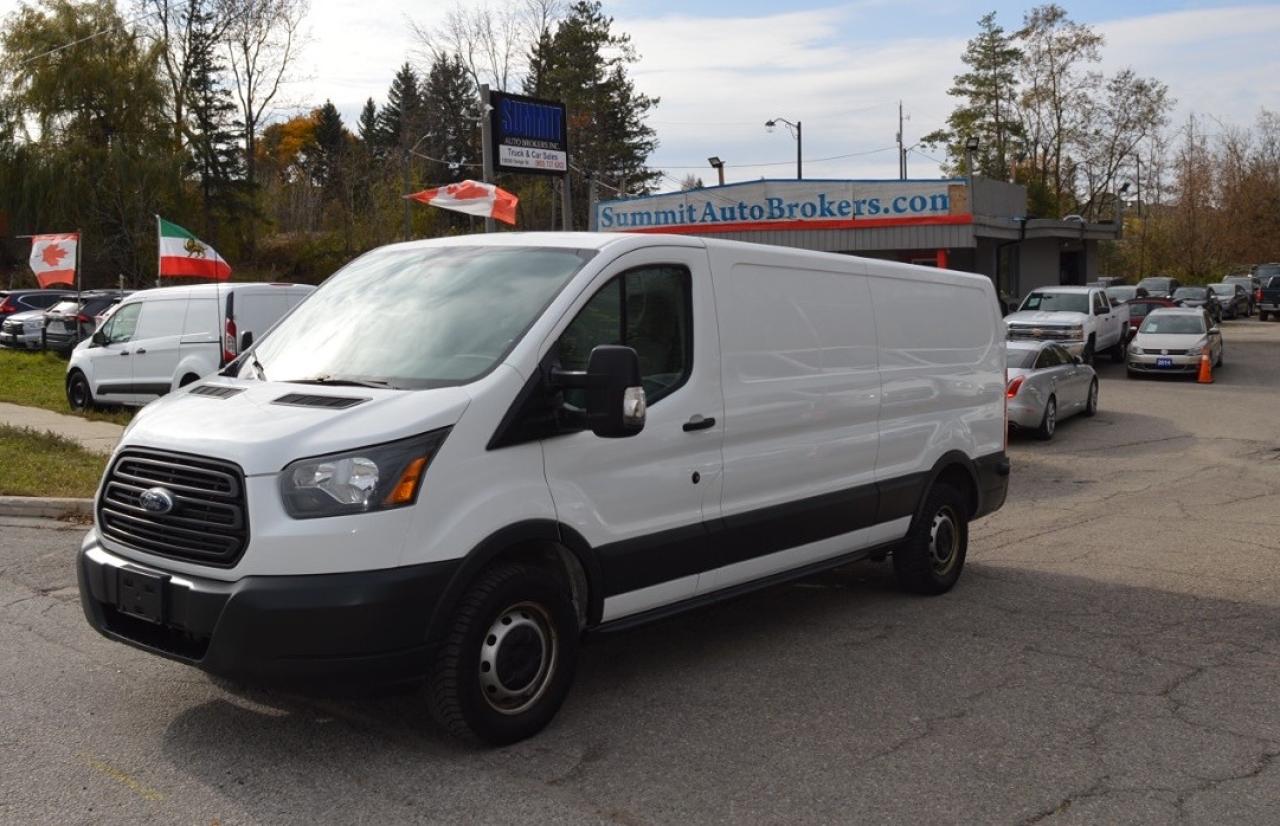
[1138, 278, 1172, 290]
[1106, 286, 1137, 302]
[1173, 287, 1207, 300]
[1210, 284, 1235, 296]
[1018, 292, 1088, 313]
[1006, 349, 1038, 369]
[1254, 264, 1280, 278]
[48, 300, 78, 315]
[1140, 314, 1205, 335]
[241, 244, 596, 389]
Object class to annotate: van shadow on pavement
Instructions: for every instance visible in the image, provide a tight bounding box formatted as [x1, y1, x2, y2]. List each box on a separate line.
[161, 562, 1280, 825]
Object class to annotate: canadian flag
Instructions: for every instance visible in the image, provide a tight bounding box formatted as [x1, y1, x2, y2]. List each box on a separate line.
[406, 180, 518, 225]
[28, 233, 79, 288]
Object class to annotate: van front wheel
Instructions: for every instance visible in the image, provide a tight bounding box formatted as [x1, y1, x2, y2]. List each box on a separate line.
[66, 370, 94, 411]
[427, 562, 579, 745]
[893, 483, 969, 595]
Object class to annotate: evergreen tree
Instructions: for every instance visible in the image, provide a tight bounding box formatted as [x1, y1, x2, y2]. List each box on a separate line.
[377, 63, 425, 149]
[422, 54, 479, 183]
[921, 12, 1022, 180]
[357, 97, 379, 145]
[312, 100, 347, 197]
[524, 1, 659, 229]
[184, 0, 242, 238]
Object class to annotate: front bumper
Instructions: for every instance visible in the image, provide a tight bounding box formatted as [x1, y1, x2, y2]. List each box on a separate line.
[1127, 352, 1200, 373]
[78, 533, 460, 687]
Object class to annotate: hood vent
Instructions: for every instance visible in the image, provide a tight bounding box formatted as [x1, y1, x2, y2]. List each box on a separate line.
[272, 393, 367, 410]
[189, 384, 245, 399]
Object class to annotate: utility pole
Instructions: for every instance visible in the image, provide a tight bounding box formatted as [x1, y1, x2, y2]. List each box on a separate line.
[897, 100, 905, 180]
[480, 84, 496, 233]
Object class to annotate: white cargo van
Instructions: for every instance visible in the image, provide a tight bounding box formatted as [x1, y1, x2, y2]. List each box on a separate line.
[66, 282, 313, 409]
[77, 233, 1009, 744]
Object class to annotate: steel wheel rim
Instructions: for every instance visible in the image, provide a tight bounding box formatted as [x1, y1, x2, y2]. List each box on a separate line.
[478, 601, 557, 715]
[930, 506, 961, 576]
[70, 379, 86, 408]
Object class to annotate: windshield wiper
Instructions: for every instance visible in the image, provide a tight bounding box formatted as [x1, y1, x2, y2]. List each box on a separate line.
[249, 352, 268, 381]
[289, 375, 394, 389]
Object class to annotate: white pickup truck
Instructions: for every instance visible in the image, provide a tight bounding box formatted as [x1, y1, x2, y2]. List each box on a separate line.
[1004, 286, 1129, 364]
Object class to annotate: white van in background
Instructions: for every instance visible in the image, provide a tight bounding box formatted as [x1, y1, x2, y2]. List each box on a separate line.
[77, 233, 1008, 744]
[66, 282, 313, 409]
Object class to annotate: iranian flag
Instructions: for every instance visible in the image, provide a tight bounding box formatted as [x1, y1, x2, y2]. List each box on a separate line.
[405, 180, 519, 225]
[28, 233, 78, 288]
[157, 216, 231, 279]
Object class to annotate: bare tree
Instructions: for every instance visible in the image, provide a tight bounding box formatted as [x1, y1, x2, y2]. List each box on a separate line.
[223, 0, 307, 200]
[136, 0, 236, 147]
[1072, 69, 1171, 220]
[412, 0, 562, 92]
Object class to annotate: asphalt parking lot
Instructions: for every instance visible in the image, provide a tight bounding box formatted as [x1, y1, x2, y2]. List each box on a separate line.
[4, 317, 1280, 825]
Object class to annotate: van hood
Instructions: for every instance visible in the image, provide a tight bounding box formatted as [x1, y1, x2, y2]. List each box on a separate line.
[1005, 310, 1086, 326]
[120, 379, 471, 476]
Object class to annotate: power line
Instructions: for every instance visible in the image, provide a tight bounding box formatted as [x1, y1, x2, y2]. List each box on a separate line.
[658, 145, 897, 170]
[14, 10, 160, 69]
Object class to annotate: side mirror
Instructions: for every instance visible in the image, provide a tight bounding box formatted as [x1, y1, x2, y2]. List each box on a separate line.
[91, 330, 107, 347]
[240, 330, 254, 350]
[1072, 355, 1083, 365]
[551, 345, 646, 438]
[1209, 326, 1220, 335]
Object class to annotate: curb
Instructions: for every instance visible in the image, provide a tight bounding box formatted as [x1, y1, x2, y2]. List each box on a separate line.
[0, 496, 95, 519]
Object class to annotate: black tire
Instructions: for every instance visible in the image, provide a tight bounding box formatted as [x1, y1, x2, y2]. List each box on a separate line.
[66, 370, 93, 411]
[893, 483, 968, 595]
[1263, 311, 1272, 322]
[1082, 336, 1096, 366]
[427, 562, 579, 745]
[1216, 348, 1223, 368]
[1109, 334, 1126, 363]
[179, 373, 200, 387]
[1084, 379, 1099, 417]
[1036, 396, 1057, 441]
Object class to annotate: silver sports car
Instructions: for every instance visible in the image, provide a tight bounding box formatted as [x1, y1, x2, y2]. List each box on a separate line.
[1006, 340, 1099, 440]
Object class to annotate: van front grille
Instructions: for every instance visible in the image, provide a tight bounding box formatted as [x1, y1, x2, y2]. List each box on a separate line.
[98, 449, 249, 568]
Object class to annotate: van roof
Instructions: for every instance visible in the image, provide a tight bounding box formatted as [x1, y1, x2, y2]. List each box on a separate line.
[119, 282, 313, 301]
[385, 232, 994, 288]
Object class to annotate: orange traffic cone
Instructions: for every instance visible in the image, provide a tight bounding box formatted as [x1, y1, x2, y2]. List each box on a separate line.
[1197, 351, 1214, 384]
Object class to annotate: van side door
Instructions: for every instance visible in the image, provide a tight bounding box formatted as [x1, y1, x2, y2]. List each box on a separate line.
[539, 247, 724, 622]
[701, 256, 884, 594]
[87, 301, 144, 405]
[127, 298, 190, 398]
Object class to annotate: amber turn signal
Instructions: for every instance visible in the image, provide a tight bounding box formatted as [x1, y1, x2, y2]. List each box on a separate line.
[384, 456, 429, 506]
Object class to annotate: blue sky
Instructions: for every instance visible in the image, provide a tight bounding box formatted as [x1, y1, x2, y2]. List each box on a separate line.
[3, 0, 1277, 191]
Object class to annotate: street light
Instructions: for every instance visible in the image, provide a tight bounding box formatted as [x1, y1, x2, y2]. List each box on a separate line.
[707, 156, 725, 186]
[964, 135, 980, 195]
[765, 117, 802, 180]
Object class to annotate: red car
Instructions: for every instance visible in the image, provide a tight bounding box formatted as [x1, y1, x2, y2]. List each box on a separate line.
[1126, 297, 1179, 333]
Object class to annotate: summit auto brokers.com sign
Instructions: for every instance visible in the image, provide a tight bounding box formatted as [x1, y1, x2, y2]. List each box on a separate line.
[596, 179, 969, 232]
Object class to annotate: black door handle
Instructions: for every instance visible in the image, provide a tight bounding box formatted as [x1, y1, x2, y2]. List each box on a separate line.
[135, 348, 147, 354]
[683, 415, 716, 432]
[120, 350, 130, 356]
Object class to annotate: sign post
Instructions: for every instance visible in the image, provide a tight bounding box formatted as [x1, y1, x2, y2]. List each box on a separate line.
[480, 84, 495, 234]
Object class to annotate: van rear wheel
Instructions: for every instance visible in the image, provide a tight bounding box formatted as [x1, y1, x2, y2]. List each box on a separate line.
[426, 562, 579, 745]
[893, 483, 968, 595]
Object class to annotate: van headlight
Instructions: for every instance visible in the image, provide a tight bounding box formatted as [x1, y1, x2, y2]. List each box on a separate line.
[279, 428, 451, 518]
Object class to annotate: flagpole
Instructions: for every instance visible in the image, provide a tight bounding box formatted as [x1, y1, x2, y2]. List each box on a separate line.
[155, 215, 161, 288]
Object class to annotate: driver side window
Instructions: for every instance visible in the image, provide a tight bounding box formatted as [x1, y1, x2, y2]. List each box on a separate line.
[556, 265, 692, 406]
[103, 303, 142, 344]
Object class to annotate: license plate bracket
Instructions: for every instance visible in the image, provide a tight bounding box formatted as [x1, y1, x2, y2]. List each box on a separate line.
[117, 567, 168, 624]
[1156, 357, 1174, 368]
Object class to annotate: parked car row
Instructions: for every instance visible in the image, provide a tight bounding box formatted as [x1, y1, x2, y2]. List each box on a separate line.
[0, 289, 131, 353]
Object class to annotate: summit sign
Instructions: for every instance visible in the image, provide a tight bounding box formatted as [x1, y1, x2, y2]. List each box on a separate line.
[596, 180, 969, 233]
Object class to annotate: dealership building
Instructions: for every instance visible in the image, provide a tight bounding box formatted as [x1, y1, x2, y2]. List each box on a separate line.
[593, 178, 1120, 301]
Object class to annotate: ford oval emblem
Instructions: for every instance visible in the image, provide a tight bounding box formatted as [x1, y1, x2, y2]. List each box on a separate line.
[139, 487, 175, 515]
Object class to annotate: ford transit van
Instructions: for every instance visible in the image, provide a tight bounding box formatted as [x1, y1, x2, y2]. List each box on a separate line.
[77, 233, 1009, 744]
[66, 282, 314, 410]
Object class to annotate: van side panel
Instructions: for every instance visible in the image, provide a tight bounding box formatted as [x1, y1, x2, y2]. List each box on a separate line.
[704, 251, 882, 589]
[868, 265, 1004, 485]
